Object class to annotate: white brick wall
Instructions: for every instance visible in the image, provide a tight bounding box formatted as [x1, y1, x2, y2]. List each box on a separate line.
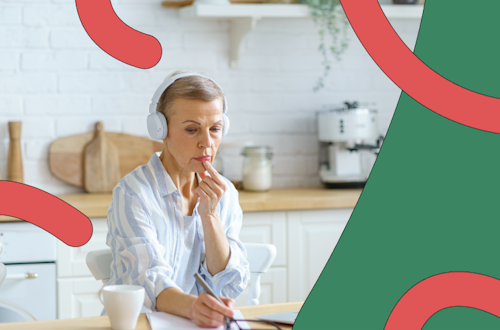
[0, 5, 22, 26]
[22, 50, 87, 71]
[0, 0, 421, 193]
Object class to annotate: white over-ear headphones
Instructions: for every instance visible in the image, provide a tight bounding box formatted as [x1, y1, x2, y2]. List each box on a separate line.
[147, 72, 230, 140]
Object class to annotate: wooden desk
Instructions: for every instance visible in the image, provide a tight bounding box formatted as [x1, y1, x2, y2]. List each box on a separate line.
[0, 302, 303, 330]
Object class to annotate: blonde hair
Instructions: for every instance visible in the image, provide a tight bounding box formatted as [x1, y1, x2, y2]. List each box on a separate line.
[156, 70, 224, 123]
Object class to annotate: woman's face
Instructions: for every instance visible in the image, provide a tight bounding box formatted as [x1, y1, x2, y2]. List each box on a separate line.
[164, 97, 224, 174]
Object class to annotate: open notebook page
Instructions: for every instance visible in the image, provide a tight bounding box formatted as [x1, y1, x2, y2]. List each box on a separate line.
[146, 309, 249, 330]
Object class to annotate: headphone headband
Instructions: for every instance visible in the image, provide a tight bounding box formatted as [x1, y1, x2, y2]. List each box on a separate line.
[149, 73, 227, 114]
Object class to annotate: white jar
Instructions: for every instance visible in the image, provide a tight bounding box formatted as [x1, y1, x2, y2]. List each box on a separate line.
[241, 146, 273, 192]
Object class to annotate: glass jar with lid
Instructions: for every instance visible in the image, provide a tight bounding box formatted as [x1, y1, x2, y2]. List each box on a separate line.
[241, 146, 273, 191]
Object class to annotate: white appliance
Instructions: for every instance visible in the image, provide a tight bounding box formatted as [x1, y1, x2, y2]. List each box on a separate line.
[317, 101, 383, 188]
[0, 222, 57, 323]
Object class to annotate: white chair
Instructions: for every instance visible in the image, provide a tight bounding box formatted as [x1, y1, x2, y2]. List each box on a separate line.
[85, 250, 113, 287]
[86, 249, 151, 315]
[86, 242, 276, 308]
[244, 243, 276, 305]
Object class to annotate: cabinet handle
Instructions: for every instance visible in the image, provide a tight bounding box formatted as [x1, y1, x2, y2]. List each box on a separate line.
[5, 272, 38, 280]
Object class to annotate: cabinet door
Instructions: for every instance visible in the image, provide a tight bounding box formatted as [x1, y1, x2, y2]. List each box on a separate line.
[234, 267, 287, 307]
[57, 218, 108, 278]
[287, 208, 352, 302]
[57, 277, 103, 319]
[240, 211, 286, 266]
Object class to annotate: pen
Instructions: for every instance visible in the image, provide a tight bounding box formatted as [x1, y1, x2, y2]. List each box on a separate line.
[194, 273, 233, 330]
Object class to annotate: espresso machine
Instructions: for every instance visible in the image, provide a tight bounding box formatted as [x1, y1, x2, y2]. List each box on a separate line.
[317, 101, 384, 188]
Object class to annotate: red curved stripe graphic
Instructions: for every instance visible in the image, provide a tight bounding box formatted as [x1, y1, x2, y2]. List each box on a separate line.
[0, 181, 92, 247]
[385, 272, 500, 329]
[76, 0, 162, 69]
[340, 0, 500, 133]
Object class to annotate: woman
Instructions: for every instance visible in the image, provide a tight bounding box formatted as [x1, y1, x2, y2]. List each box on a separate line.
[105, 71, 250, 328]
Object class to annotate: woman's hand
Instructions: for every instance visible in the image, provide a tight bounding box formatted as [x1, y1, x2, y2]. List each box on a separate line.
[188, 292, 235, 328]
[195, 161, 228, 221]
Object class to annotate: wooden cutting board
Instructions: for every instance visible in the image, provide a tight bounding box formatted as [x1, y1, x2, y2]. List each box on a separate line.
[83, 122, 121, 193]
[49, 127, 163, 190]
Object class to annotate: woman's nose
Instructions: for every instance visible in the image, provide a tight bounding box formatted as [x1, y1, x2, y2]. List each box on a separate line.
[198, 129, 212, 148]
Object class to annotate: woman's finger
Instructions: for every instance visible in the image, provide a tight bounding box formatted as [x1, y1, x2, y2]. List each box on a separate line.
[195, 186, 209, 201]
[198, 181, 218, 200]
[203, 161, 226, 188]
[220, 297, 235, 309]
[197, 305, 225, 325]
[193, 308, 223, 328]
[200, 293, 234, 318]
[200, 177, 224, 198]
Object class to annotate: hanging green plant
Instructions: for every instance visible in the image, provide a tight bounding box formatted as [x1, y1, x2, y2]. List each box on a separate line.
[300, 0, 350, 92]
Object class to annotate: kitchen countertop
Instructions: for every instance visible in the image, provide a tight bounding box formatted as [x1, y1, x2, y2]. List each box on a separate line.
[0, 188, 362, 223]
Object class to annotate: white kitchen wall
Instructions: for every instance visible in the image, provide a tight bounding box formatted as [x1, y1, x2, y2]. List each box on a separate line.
[0, 0, 421, 194]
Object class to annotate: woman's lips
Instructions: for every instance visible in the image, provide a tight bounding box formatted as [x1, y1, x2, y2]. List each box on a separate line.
[194, 156, 211, 162]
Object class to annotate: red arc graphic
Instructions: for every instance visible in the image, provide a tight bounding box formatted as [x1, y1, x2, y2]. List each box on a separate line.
[75, 0, 162, 69]
[385, 272, 500, 329]
[0, 181, 92, 247]
[340, 0, 500, 133]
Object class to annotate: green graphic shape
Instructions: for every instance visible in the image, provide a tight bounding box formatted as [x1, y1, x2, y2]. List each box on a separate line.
[294, 1, 500, 328]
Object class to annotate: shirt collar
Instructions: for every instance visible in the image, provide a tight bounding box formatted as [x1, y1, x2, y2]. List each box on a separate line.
[147, 152, 202, 197]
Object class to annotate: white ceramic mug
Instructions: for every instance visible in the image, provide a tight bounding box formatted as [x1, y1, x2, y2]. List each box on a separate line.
[98, 285, 145, 330]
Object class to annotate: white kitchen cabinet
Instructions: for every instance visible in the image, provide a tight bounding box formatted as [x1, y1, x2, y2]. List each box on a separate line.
[56, 217, 108, 319]
[237, 211, 288, 305]
[57, 218, 109, 278]
[57, 277, 104, 319]
[240, 211, 286, 266]
[239, 208, 352, 304]
[287, 208, 352, 302]
[55, 209, 352, 318]
[234, 267, 287, 307]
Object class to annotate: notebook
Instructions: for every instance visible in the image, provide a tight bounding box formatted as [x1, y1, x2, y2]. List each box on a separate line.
[146, 309, 249, 330]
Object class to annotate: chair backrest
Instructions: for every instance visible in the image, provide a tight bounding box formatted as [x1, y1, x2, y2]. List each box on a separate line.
[0, 263, 6, 287]
[244, 243, 276, 274]
[86, 249, 113, 285]
[86, 243, 277, 305]
[243, 243, 276, 305]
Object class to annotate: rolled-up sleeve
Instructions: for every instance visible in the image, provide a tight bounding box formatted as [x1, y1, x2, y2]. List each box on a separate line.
[198, 188, 250, 298]
[106, 186, 179, 311]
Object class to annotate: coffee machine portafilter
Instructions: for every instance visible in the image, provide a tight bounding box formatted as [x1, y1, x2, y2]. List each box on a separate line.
[317, 102, 384, 188]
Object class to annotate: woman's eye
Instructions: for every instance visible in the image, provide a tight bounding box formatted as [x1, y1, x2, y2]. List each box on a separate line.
[186, 129, 197, 133]
[211, 127, 221, 132]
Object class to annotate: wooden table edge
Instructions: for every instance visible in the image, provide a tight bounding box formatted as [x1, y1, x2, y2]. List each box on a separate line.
[0, 302, 304, 330]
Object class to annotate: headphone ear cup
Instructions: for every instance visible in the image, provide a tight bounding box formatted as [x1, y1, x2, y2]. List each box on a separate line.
[222, 114, 230, 137]
[147, 112, 168, 140]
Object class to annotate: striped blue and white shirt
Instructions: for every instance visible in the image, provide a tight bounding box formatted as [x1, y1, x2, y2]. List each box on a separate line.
[105, 152, 250, 312]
